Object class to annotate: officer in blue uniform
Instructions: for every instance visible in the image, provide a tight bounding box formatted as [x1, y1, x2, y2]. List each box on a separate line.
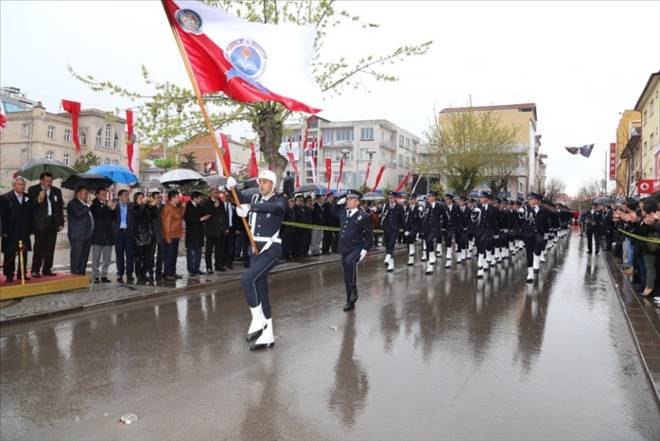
[442, 193, 462, 268]
[380, 191, 405, 272]
[227, 170, 288, 351]
[520, 192, 549, 282]
[337, 189, 373, 312]
[420, 191, 445, 274]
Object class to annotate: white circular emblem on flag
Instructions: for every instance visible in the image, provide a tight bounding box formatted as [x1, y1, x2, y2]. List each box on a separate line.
[175, 9, 203, 34]
[226, 39, 267, 80]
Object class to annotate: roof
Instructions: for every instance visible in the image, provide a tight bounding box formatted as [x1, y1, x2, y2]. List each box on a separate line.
[634, 71, 660, 111]
[440, 103, 537, 120]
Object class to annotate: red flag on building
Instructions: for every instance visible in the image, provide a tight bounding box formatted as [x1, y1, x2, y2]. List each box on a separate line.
[62, 99, 81, 154]
[302, 119, 309, 152]
[248, 143, 259, 178]
[0, 100, 6, 131]
[637, 179, 656, 194]
[363, 160, 372, 187]
[325, 158, 332, 192]
[336, 159, 345, 191]
[371, 165, 385, 192]
[126, 109, 135, 172]
[287, 151, 300, 187]
[609, 143, 617, 181]
[394, 172, 411, 192]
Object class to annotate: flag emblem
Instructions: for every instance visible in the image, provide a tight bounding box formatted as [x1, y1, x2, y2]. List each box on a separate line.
[227, 39, 266, 80]
[175, 9, 203, 34]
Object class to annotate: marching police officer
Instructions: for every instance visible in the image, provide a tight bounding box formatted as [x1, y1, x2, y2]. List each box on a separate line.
[337, 190, 373, 312]
[520, 192, 549, 282]
[443, 193, 462, 268]
[380, 191, 405, 272]
[404, 194, 422, 266]
[584, 201, 603, 254]
[474, 191, 499, 277]
[420, 191, 444, 274]
[227, 170, 288, 351]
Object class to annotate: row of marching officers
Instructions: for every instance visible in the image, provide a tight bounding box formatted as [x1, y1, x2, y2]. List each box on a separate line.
[377, 190, 572, 283]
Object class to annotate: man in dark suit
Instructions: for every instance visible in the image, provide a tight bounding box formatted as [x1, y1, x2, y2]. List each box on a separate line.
[202, 188, 227, 273]
[184, 191, 209, 276]
[220, 189, 237, 269]
[90, 187, 116, 283]
[28, 172, 64, 277]
[67, 186, 94, 276]
[148, 191, 165, 278]
[322, 194, 338, 254]
[114, 189, 135, 283]
[1, 177, 33, 282]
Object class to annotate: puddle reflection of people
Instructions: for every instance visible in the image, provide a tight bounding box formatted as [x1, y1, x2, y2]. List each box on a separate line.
[328, 313, 369, 428]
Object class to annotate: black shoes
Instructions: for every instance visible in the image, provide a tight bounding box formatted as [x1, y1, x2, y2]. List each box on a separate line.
[117, 276, 124, 283]
[101, 277, 111, 283]
[207, 270, 215, 275]
[343, 291, 359, 312]
[343, 302, 355, 312]
[32, 272, 41, 278]
[93, 277, 101, 283]
[43, 271, 56, 277]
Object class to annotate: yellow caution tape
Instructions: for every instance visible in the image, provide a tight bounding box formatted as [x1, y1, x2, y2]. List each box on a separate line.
[617, 228, 660, 244]
[281, 220, 400, 235]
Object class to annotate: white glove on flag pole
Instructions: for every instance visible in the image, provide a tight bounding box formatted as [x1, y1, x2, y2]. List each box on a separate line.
[163, 0, 323, 114]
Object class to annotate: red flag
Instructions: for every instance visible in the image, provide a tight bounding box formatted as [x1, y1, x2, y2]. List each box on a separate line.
[248, 143, 259, 178]
[0, 100, 6, 130]
[126, 109, 135, 172]
[325, 158, 332, 192]
[363, 160, 372, 187]
[62, 99, 81, 154]
[336, 159, 345, 191]
[637, 179, 656, 194]
[302, 119, 309, 152]
[215, 131, 232, 176]
[287, 151, 300, 187]
[394, 172, 411, 192]
[371, 166, 385, 192]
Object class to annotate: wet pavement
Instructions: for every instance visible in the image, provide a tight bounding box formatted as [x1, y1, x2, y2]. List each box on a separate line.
[1, 231, 659, 440]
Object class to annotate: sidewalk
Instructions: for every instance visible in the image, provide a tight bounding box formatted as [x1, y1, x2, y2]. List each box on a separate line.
[603, 251, 660, 401]
[0, 244, 399, 324]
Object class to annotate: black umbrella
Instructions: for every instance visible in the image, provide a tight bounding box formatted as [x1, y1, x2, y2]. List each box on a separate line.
[202, 174, 227, 189]
[62, 173, 113, 191]
[294, 183, 325, 194]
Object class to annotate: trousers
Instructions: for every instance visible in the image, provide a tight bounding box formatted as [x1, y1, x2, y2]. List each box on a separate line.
[341, 248, 362, 301]
[383, 229, 398, 255]
[91, 244, 112, 278]
[240, 243, 281, 319]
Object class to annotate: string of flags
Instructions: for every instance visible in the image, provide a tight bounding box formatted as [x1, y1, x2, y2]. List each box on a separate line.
[565, 144, 594, 158]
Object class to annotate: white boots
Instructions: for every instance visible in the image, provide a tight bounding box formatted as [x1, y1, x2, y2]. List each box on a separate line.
[387, 254, 394, 272]
[445, 248, 452, 268]
[408, 245, 415, 266]
[435, 243, 443, 257]
[247, 304, 267, 341]
[251, 318, 274, 350]
[533, 254, 540, 272]
[540, 250, 546, 263]
[384, 254, 390, 267]
[429, 251, 437, 266]
[457, 249, 464, 264]
[526, 267, 534, 283]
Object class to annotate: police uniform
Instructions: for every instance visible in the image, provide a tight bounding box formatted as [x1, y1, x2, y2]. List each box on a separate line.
[337, 190, 374, 312]
[521, 192, 549, 282]
[457, 197, 471, 261]
[403, 195, 422, 265]
[420, 191, 445, 274]
[584, 202, 603, 254]
[473, 191, 499, 277]
[380, 191, 405, 272]
[231, 171, 288, 351]
[443, 193, 462, 267]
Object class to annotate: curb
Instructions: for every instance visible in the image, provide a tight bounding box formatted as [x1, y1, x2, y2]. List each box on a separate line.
[0, 245, 405, 326]
[601, 250, 660, 404]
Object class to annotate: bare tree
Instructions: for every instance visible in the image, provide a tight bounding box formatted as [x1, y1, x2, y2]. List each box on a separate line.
[544, 177, 566, 201]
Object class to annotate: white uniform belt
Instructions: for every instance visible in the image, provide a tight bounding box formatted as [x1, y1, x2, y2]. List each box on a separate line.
[253, 232, 281, 251]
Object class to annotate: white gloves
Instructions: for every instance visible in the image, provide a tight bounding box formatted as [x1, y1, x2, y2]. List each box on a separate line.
[518, 207, 525, 214]
[337, 197, 346, 206]
[359, 249, 367, 261]
[404, 231, 410, 236]
[226, 176, 237, 191]
[236, 203, 250, 217]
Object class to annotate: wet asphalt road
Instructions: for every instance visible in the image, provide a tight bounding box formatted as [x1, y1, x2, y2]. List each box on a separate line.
[1, 230, 659, 441]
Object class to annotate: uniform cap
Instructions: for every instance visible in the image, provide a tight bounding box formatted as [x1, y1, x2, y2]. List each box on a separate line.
[258, 170, 277, 186]
[427, 191, 438, 197]
[528, 192, 542, 200]
[480, 191, 491, 199]
[346, 189, 363, 199]
[444, 193, 454, 200]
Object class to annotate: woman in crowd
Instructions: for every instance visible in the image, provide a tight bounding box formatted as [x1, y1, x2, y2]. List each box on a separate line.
[132, 192, 153, 282]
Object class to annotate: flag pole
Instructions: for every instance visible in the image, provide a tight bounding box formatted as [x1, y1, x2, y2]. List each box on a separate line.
[162, 4, 258, 254]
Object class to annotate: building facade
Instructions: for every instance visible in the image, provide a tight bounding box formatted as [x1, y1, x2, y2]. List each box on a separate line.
[615, 110, 642, 197]
[283, 117, 421, 191]
[438, 103, 543, 199]
[0, 88, 128, 189]
[635, 71, 660, 181]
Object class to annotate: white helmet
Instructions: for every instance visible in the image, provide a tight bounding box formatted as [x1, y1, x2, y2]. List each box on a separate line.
[258, 170, 277, 187]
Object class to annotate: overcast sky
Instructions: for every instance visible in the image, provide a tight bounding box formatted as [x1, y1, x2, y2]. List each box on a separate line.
[2, 1, 658, 195]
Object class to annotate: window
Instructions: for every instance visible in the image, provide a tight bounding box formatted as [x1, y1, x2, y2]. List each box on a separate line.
[399, 135, 404, 147]
[21, 122, 31, 138]
[104, 124, 112, 148]
[650, 99, 655, 117]
[398, 154, 404, 167]
[322, 130, 333, 146]
[335, 128, 353, 143]
[360, 149, 373, 160]
[95, 129, 103, 147]
[112, 159, 119, 165]
[103, 158, 111, 165]
[63, 153, 70, 166]
[47, 125, 55, 139]
[406, 138, 411, 149]
[45, 151, 55, 160]
[80, 131, 87, 145]
[360, 127, 374, 141]
[113, 133, 119, 149]
[405, 156, 410, 168]
[64, 129, 71, 142]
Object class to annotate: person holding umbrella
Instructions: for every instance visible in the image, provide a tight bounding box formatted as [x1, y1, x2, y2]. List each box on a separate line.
[27, 172, 64, 277]
[67, 186, 94, 276]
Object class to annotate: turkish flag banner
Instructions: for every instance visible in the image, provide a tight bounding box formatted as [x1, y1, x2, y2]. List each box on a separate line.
[609, 143, 616, 181]
[637, 179, 657, 194]
[62, 99, 81, 154]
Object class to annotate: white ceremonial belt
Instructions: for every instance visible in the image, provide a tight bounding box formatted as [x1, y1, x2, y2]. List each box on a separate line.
[254, 232, 281, 251]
